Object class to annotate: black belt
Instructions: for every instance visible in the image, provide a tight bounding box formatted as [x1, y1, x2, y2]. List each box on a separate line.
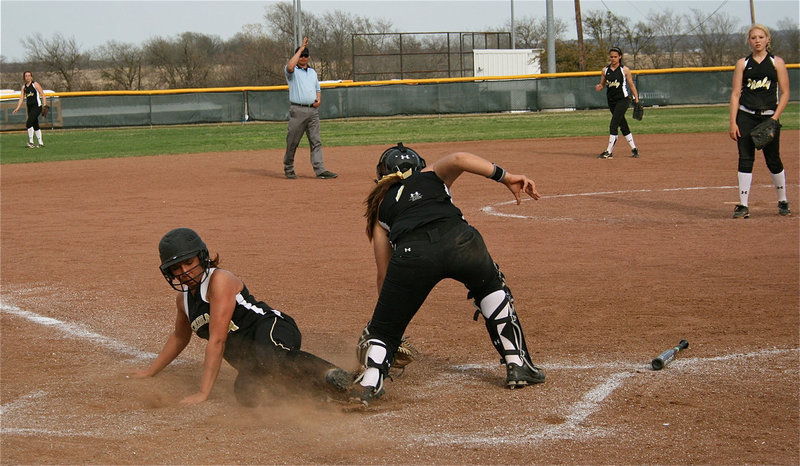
[291, 102, 315, 108]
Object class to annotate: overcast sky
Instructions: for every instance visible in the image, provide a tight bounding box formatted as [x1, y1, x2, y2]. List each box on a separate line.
[1, 0, 798, 62]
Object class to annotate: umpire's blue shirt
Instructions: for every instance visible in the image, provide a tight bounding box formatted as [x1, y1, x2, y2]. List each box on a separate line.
[285, 65, 320, 105]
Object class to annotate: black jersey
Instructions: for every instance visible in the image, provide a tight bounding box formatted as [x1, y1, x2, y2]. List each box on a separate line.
[182, 268, 285, 343]
[740, 54, 778, 112]
[603, 65, 630, 101]
[378, 171, 466, 244]
[23, 82, 42, 108]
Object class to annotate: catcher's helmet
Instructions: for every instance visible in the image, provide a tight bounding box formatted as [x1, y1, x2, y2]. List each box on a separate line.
[376, 142, 426, 179]
[158, 227, 210, 290]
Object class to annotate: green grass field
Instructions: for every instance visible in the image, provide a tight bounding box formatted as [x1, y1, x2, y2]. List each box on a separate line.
[1, 103, 797, 164]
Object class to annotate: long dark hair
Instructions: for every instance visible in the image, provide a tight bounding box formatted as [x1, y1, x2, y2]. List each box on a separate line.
[609, 47, 624, 66]
[364, 173, 404, 239]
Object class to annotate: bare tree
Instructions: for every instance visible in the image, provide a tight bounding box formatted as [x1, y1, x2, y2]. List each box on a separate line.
[144, 32, 222, 88]
[620, 21, 655, 69]
[646, 10, 686, 68]
[686, 8, 741, 67]
[93, 41, 144, 90]
[771, 18, 799, 63]
[21, 32, 86, 91]
[502, 15, 567, 49]
[583, 10, 628, 50]
[220, 24, 284, 86]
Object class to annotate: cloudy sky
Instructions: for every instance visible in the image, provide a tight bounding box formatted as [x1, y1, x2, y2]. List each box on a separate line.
[1, 0, 797, 62]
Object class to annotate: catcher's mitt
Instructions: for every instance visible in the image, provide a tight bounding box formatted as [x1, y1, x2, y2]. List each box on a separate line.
[357, 328, 419, 373]
[41, 105, 49, 118]
[750, 118, 780, 149]
[632, 101, 643, 121]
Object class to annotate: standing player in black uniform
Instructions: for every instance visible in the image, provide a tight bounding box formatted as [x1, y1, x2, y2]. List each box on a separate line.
[595, 47, 640, 159]
[12, 71, 47, 148]
[132, 228, 354, 405]
[348, 143, 546, 405]
[729, 24, 791, 218]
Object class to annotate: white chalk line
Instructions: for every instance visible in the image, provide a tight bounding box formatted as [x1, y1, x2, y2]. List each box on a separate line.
[481, 184, 797, 220]
[0, 303, 157, 362]
[2, 302, 798, 446]
[422, 346, 799, 445]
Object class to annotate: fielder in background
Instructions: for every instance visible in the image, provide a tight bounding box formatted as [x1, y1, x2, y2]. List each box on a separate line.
[729, 23, 791, 218]
[12, 71, 47, 148]
[131, 228, 353, 405]
[350, 143, 546, 405]
[283, 36, 338, 180]
[594, 47, 640, 159]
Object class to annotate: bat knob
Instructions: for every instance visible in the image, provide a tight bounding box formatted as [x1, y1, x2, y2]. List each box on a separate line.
[651, 358, 664, 371]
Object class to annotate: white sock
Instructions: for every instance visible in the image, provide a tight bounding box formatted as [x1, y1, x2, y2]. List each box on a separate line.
[35, 129, 43, 144]
[738, 172, 753, 206]
[359, 340, 386, 387]
[27, 128, 34, 143]
[606, 135, 618, 153]
[770, 170, 788, 203]
[480, 290, 522, 366]
[624, 133, 636, 149]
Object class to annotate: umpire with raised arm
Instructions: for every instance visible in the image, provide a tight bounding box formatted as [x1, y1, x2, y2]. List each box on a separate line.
[283, 37, 337, 180]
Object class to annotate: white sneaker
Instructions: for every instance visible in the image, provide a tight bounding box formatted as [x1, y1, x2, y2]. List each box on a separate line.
[26, 142, 36, 148]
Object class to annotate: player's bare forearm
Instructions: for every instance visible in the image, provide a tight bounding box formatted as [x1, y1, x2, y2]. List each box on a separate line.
[185, 338, 225, 404]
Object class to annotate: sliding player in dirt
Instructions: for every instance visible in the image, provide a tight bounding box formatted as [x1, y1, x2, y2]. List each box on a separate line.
[349, 143, 546, 405]
[131, 228, 353, 405]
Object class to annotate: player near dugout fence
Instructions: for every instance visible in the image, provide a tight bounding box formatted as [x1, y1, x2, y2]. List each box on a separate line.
[729, 23, 791, 218]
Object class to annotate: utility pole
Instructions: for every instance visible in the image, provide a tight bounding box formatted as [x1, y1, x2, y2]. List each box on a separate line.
[293, 0, 303, 48]
[546, 0, 556, 72]
[749, 0, 755, 23]
[574, 0, 586, 71]
[510, 0, 516, 49]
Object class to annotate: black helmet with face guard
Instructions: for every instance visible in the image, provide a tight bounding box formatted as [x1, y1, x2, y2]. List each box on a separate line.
[158, 228, 210, 291]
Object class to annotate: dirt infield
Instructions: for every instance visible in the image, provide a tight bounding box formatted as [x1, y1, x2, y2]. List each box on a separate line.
[2, 132, 798, 464]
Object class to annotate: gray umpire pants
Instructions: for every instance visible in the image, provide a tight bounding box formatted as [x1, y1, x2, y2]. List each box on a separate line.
[284, 104, 326, 175]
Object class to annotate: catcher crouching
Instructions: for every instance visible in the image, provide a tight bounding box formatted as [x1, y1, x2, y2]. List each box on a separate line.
[347, 143, 546, 406]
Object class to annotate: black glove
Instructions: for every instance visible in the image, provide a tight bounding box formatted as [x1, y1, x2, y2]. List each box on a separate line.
[750, 118, 780, 149]
[632, 101, 643, 121]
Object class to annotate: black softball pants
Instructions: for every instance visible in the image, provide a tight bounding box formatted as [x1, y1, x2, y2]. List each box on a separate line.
[735, 110, 783, 174]
[227, 315, 338, 405]
[26, 105, 41, 131]
[608, 97, 631, 136]
[366, 220, 504, 357]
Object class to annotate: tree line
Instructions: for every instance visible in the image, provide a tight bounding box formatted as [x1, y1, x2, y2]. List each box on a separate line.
[1, 3, 797, 92]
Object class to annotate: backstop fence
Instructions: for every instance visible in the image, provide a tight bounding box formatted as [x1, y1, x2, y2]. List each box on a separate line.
[1, 66, 798, 131]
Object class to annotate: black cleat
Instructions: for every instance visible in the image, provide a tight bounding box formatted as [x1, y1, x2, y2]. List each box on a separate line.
[778, 201, 791, 216]
[316, 170, 338, 179]
[632, 148, 639, 158]
[506, 363, 545, 388]
[733, 204, 750, 218]
[346, 384, 385, 406]
[597, 151, 613, 159]
[325, 368, 356, 392]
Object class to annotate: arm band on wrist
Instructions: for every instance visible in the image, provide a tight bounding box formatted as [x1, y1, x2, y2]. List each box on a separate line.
[488, 164, 506, 182]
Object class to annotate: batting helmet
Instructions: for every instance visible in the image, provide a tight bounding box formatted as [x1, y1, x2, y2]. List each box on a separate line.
[158, 228, 210, 290]
[376, 142, 426, 179]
